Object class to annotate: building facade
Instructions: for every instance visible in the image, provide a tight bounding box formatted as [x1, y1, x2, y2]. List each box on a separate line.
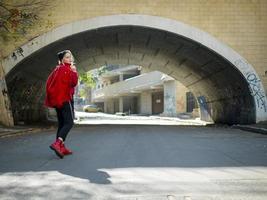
[91, 66, 198, 117]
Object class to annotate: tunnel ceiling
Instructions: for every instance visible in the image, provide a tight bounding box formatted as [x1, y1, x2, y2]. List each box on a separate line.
[6, 26, 255, 125]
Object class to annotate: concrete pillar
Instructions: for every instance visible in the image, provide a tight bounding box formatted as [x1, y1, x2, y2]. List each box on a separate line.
[119, 96, 123, 112]
[104, 100, 108, 113]
[163, 80, 177, 117]
[176, 81, 189, 113]
[104, 99, 115, 114]
[140, 91, 152, 115]
[119, 74, 123, 81]
[0, 64, 14, 126]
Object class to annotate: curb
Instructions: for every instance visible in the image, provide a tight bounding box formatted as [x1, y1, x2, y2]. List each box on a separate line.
[232, 125, 267, 135]
[0, 126, 56, 138]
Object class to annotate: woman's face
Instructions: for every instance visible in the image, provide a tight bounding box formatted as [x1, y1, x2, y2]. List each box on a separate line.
[62, 52, 72, 64]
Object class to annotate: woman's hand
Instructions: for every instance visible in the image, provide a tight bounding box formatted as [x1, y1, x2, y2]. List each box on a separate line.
[71, 64, 77, 71]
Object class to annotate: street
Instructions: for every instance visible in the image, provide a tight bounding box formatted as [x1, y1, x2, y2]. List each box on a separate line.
[0, 125, 267, 199]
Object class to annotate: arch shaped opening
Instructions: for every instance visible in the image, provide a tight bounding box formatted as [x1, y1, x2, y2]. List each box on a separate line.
[5, 25, 256, 125]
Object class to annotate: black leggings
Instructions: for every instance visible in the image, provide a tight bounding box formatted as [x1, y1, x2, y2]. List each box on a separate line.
[56, 99, 74, 141]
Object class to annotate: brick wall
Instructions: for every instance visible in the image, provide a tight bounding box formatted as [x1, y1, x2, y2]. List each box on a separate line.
[1, 0, 267, 91]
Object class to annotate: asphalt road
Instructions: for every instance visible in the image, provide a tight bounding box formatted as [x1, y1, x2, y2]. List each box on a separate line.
[0, 125, 267, 200]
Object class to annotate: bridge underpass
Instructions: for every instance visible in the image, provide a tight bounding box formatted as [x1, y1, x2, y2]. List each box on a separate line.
[5, 25, 256, 125]
[1, 6, 267, 199]
[3, 15, 265, 126]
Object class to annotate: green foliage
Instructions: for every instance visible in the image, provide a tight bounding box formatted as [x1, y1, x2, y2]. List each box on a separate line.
[97, 65, 108, 76]
[79, 71, 96, 88]
[79, 88, 87, 98]
[79, 66, 108, 88]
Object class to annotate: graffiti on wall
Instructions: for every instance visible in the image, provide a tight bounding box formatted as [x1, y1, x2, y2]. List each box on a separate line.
[164, 93, 176, 115]
[197, 96, 213, 122]
[11, 47, 24, 61]
[234, 59, 267, 112]
[0, 78, 13, 118]
[246, 72, 267, 112]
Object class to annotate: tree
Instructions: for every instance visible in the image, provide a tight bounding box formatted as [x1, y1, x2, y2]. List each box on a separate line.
[79, 65, 108, 88]
[79, 71, 97, 88]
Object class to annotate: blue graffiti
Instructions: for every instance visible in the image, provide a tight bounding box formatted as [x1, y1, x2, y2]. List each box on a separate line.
[246, 72, 267, 112]
[234, 59, 267, 112]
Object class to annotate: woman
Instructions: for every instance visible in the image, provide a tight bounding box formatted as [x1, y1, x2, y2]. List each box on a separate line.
[44, 50, 79, 159]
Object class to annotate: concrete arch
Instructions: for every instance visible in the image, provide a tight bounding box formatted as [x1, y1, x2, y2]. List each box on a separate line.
[2, 14, 267, 124]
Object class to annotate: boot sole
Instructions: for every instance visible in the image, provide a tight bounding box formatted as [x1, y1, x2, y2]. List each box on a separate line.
[49, 145, 64, 159]
[64, 152, 73, 156]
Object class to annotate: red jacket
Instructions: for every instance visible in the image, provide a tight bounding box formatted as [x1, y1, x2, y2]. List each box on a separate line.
[44, 63, 78, 109]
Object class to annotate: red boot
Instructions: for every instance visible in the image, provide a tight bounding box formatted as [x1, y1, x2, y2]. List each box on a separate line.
[50, 138, 64, 159]
[61, 143, 73, 155]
